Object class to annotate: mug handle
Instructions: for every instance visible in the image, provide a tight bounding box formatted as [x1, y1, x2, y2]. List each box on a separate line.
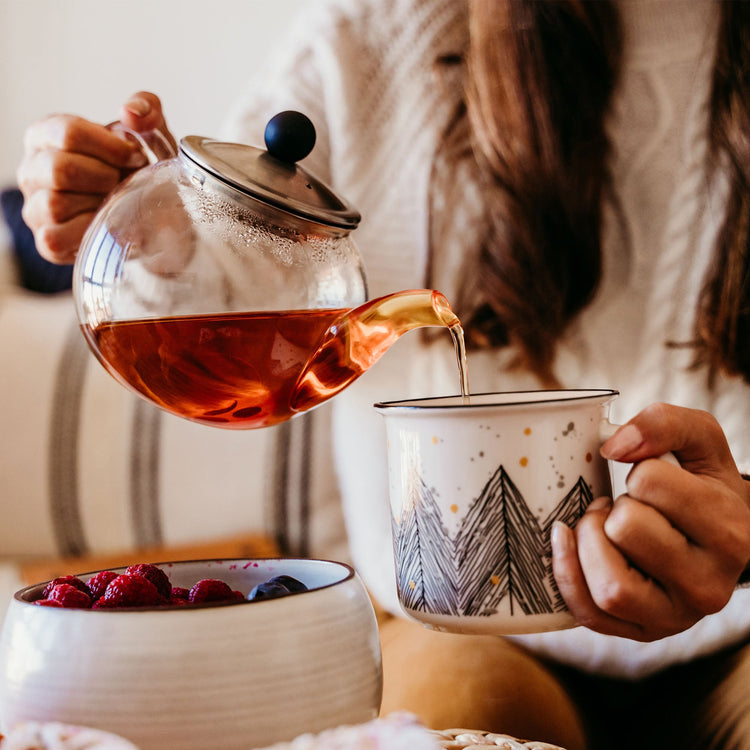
[600, 420, 680, 467]
[106, 121, 177, 164]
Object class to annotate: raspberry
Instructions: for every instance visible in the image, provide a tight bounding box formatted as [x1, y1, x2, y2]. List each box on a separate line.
[87, 571, 119, 600]
[41, 575, 89, 600]
[103, 574, 166, 608]
[91, 597, 115, 610]
[48, 583, 92, 609]
[29, 561, 313, 611]
[188, 578, 235, 604]
[125, 564, 172, 599]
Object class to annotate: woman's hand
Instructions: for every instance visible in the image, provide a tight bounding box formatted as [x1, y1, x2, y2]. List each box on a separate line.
[16, 91, 174, 264]
[551, 402, 750, 642]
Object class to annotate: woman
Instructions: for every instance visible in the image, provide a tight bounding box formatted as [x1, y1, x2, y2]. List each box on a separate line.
[17, 0, 750, 747]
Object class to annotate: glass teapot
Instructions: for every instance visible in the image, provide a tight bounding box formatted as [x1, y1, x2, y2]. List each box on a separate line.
[74, 112, 462, 429]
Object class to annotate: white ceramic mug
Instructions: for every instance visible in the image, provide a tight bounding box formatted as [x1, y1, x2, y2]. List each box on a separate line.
[375, 389, 623, 635]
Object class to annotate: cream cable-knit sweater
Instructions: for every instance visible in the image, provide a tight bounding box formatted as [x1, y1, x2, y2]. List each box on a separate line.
[224, 0, 750, 678]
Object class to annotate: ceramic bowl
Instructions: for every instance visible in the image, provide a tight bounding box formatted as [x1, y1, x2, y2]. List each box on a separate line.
[0, 558, 382, 750]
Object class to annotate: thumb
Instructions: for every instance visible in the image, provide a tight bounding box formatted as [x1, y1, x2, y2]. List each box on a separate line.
[118, 91, 176, 151]
[601, 402, 736, 476]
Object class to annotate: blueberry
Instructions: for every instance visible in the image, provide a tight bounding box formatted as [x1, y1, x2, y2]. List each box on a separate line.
[247, 581, 291, 601]
[267, 575, 308, 593]
[264, 111, 316, 163]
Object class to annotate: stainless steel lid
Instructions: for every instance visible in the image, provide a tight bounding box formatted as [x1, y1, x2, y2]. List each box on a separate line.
[179, 124, 361, 231]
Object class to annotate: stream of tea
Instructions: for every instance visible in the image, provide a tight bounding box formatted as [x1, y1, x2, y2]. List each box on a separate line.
[83, 291, 469, 429]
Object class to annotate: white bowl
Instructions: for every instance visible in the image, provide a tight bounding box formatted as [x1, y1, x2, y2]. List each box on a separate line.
[0, 558, 382, 750]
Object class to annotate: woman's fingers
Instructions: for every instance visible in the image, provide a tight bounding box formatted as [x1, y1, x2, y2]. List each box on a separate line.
[601, 491, 736, 617]
[602, 403, 744, 485]
[33, 212, 99, 264]
[552, 499, 697, 641]
[17, 148, 121, 265]
[604, 405, 750, 589]
[22, 114, 142, 168]
[22, 188, 103, 227]
[16, 95, 176, 265]
[553, 403, 750, 642]
[19, 149, 124, 195]
[623, 458, 750, 575]
[551, 512, 648, 641]
[601, 493, 692, 582]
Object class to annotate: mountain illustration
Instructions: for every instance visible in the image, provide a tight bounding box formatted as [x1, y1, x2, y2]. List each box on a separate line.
[391, 465, 594, 618]
[455, 466, 551, 616]
[393, 469, 458, 615]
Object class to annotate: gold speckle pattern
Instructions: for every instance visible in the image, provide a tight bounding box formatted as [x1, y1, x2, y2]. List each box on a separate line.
[409, 580, 416, 590]
[524, 427, 532, 435]
[519, 457, 528, 467]
[490, 575, 500, 586]
[432, 435, 439, 445]
[450, 504, 459, 513]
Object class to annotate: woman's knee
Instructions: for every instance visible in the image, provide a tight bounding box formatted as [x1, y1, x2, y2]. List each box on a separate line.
[378, 616, 586, 750]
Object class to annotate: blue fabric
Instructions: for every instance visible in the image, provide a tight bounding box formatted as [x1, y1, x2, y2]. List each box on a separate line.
[1, 187, 73, 293]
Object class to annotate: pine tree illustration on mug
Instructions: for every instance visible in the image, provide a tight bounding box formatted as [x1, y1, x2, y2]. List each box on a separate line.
[392, 465, 593, 617]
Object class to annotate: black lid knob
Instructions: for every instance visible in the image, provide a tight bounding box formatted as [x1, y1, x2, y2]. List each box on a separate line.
[264, 111, 316, 163]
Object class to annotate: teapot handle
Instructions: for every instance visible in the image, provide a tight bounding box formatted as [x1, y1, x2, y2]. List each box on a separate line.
[106, 121, 177, 164]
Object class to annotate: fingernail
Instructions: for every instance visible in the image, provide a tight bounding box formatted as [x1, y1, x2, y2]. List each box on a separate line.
[601, 423, 644, 460]
[124, 96, 151, 117]
[551, 521, 575, 555]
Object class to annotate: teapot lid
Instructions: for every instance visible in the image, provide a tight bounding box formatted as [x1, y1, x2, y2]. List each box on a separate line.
[179, 112, 360, 231]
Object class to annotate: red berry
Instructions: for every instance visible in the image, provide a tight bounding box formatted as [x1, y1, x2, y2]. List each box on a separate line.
[41, 575, 89, 600]
[189, 578, 235, 604]
[103, 574, 165, 608]
[87, 571, 119, 600]
[31, 562, 263, 611]
[125, 564, 172, 599]
[92, 597, 115, 610]
[48, 583, 92, 609]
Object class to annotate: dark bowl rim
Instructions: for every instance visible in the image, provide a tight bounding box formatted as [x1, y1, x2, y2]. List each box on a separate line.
[14, 557, 355, 612]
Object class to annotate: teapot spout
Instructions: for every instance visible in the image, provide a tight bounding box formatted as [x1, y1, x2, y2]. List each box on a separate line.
[291, 289, 461, 413]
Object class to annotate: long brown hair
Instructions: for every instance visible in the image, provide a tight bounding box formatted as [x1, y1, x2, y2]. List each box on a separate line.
[437, 0, 750, 386]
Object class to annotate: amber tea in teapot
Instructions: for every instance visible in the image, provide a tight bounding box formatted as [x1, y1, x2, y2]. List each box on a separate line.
[83, 290, 466, 429]
[84, 309, 342, 428]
